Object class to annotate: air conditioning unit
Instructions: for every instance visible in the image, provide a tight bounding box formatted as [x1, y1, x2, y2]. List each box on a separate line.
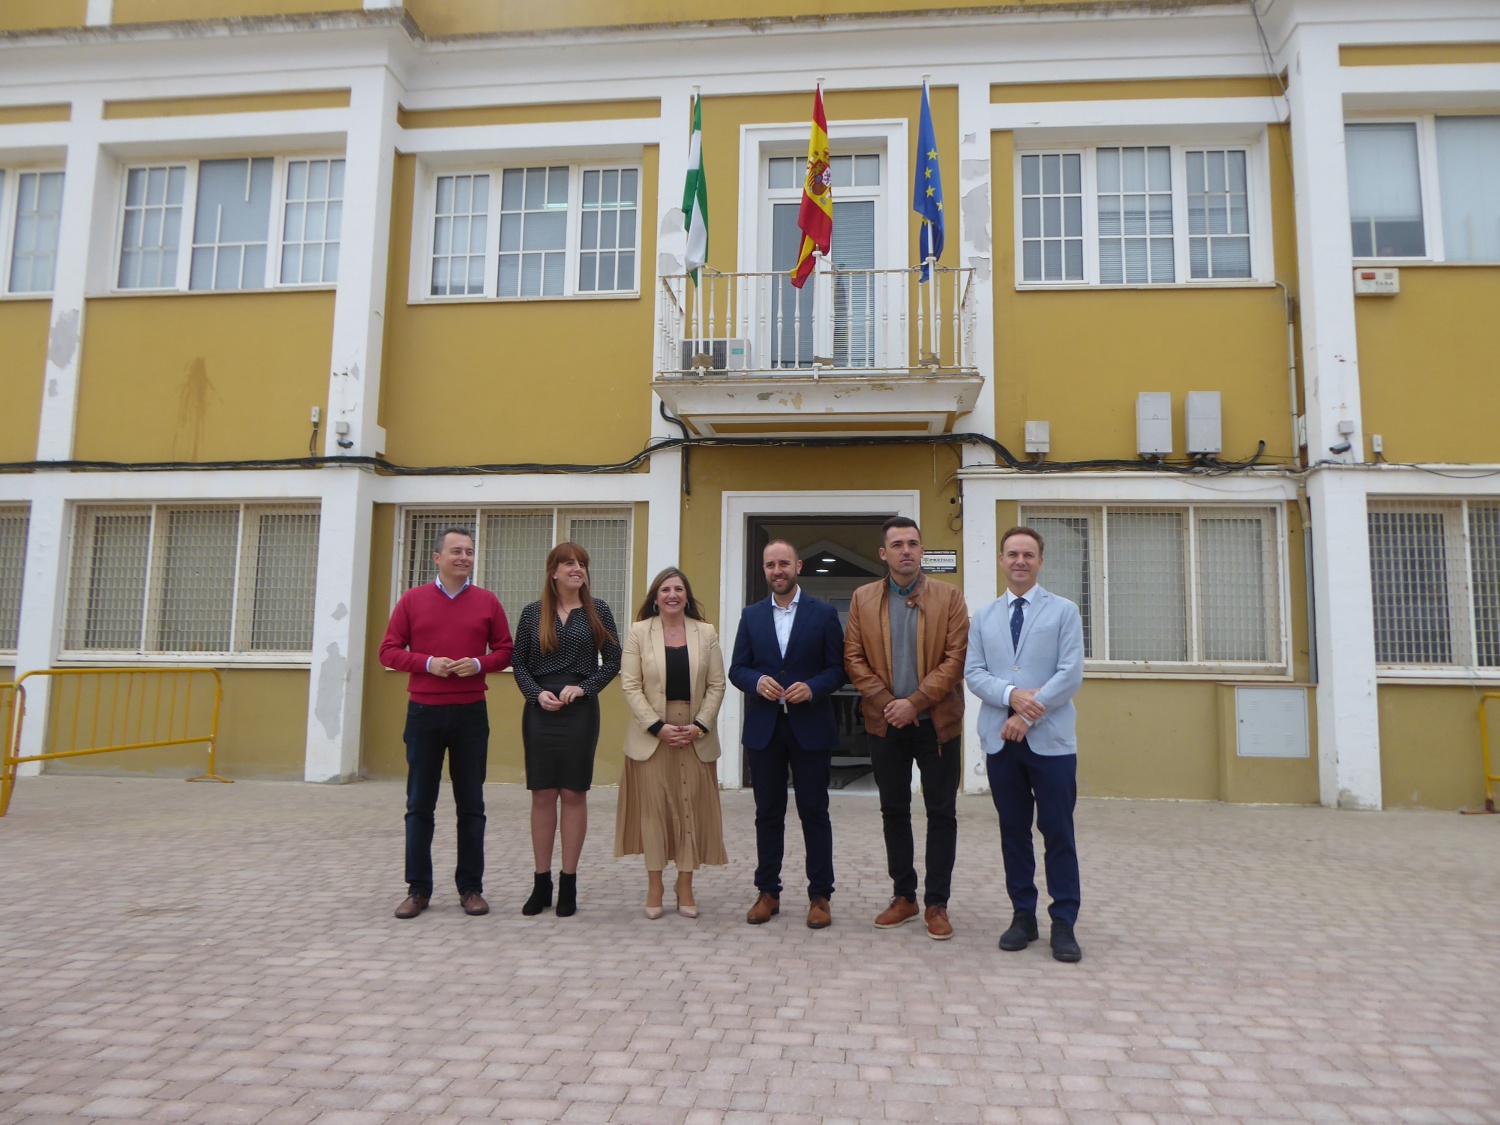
[680, 338, 751, 372]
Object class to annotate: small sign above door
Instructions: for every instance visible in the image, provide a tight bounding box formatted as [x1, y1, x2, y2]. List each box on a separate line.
[922, 550, 958, 573]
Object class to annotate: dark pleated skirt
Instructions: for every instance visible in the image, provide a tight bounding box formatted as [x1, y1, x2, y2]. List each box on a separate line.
[522, 674, 600, 792]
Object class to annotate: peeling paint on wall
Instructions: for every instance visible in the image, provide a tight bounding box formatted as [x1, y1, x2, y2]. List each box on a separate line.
[332, 603, 348, 621]
[314, 641, 348, 740]
[969, 254, 991, 282]
[961, 181, 991, 253]
[47, 308, 80, 368]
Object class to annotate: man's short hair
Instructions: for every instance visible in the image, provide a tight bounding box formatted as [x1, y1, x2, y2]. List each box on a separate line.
[433, 526, 475, 552]
[999, 525, 1045, 554]
[882, 515, 921, 543]
[763, 538, 799, 558]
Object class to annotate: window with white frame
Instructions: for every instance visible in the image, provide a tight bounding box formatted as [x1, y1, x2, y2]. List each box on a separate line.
[0, 505, 28, 652]
[1019, 505, 1285, 669]
[116, 156, 344, 291]
[1016, 141, 1264, 285]
[1367, 500, 1500, 669]
[1346, 116, 1500, 261]
[423, 162, 640, 300]
[1, 169, 65, 295]
[64, 503, 321, 657]
[399, 506, 632, 619]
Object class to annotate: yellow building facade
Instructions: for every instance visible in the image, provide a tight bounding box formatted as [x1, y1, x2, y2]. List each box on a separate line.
[1, 0, 1497, 809]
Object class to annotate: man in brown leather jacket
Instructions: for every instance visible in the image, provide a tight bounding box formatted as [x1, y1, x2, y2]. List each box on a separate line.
[844, 516, 969, 940]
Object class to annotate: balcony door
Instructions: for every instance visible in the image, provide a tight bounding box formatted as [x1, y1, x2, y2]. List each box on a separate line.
[763, 153, 882, 369]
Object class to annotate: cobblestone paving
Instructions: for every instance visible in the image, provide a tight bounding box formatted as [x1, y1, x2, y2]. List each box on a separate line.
[1, 775, 1497, 1124]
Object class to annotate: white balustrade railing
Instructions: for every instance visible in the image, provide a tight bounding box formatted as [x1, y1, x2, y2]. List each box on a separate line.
[658, 255, 975, 378]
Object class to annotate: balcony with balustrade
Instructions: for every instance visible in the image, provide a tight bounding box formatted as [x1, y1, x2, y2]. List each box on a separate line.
[654, 257, 982, 436]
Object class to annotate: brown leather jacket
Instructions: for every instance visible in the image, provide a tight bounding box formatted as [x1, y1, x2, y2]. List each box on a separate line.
[843, 573, 969, 743]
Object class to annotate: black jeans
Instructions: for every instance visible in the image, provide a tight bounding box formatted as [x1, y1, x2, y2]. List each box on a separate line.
[746, 713, 835, 901]
[403, 700, 489, 898]
[869, 721, 961, 906]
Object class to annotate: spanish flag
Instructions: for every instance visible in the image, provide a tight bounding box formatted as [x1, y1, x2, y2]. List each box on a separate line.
[791, 85, 833, 289]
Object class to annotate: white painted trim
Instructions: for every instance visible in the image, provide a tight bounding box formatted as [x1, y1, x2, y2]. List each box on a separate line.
[85, 0, 113, 26]
[955, 470, 1300, 503]
[717, 489, 920, 791]
[992, 97, 1286, 135]
[395, 118, 662, 158]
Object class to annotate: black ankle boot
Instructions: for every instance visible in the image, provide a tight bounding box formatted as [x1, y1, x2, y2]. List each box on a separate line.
[522, 872, 552, 916]
[556, 872, 577, 917]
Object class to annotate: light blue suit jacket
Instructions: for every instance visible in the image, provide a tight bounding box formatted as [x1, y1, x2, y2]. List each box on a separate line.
[965, 585, 1085, 757]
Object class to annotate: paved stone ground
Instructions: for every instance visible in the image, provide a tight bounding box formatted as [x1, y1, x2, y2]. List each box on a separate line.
[1, 775, 1497, 1124]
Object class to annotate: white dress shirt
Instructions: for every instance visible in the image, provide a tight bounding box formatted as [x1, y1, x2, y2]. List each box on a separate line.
[1000, 585, 1034, 709]
[771, 585, 801, 657]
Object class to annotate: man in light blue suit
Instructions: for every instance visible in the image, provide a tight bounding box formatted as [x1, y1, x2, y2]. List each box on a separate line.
[965, 526, 1086, 962]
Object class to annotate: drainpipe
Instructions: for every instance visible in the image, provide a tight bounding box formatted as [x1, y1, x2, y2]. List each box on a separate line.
[1275, 279, 1317, 685]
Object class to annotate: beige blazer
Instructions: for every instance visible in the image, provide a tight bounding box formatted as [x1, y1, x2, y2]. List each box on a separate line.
[619, 616, 726, 763]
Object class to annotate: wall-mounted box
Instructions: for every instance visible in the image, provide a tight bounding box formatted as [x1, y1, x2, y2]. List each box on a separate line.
[1185, 391, 1222, 454]
[1136, 392, 1172, 456]
[1024, 420, 1050, 454]
[1353, 267, 1399, 295]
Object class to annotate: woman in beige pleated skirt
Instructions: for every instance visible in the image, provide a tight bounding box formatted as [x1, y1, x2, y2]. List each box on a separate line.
[614, 568, 728, 918]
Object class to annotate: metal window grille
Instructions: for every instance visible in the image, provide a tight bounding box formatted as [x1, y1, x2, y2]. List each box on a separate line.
[1097, 147, 1174, 284]
[0, 506, 28, 650]
[498, 166, 568, 298]
[281, 158, 344, 285]
[189, 157, 274, 290]
[1187, 149, 1252, 278]
[1020, 153, 1084, 282]
[400, 506, 632, 620]
[1368, 500, 1499, 668]
[65, 503, 319, 656]
[1021, 504, 1283, 669]
[118, 165, 187, 289]
[577, 167, 638, 293]
[430, 173, 489, 296]
[10, 171, 64, 293]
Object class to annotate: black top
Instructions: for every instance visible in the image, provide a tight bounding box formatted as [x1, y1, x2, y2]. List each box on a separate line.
[664, 643, 691, 702]
[511, 599, 622, 705]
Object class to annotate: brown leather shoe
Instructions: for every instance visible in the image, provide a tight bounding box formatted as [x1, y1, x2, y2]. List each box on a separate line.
[873, 896, 920, 929]
[394, 894, 429, 919]
[806, 897, 832, 929]
[745, 892, 780, 924]
[924, 904, 953, 941]
[460, 891, 489, 916]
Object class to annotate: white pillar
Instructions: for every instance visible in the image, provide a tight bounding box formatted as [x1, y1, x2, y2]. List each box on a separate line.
[1306, 470, 1381, 809]
[1286, 29, 1363, 465]
[35, 98, 104, 463]
[960, 479, 999, 795]
[11, 483, 69, 775]
[85, 0, 112, 25]
[957, 69, 997, 469]
[324, 67, 399, 459]
[303, 471, 373, 783]
[647, 88, 687, 592]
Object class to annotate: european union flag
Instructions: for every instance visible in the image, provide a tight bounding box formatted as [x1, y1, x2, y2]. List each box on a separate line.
[914, 82, 944, 282]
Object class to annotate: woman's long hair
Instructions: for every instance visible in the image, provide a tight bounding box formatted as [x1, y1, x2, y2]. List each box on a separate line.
[539, 541, 617, 654]
[636, 566, 707, 623]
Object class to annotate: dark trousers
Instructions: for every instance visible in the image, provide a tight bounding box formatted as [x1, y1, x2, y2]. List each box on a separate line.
[869, 722, 961, 906]
[746, 714, 835, 901]
[404, 700, 489, 898]
[986, 739, 1079, 926]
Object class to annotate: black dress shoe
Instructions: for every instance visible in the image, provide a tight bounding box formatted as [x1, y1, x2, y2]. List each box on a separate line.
[1050, 921, 1083, 962]
[998, 911, 1038, 951]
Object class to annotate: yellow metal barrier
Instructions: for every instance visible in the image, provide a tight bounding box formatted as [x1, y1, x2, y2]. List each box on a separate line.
[1473, 692, 1500, 815]
[0, 667, 230, 817]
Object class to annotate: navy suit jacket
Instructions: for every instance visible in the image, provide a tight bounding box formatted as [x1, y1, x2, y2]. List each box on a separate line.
[728, 592, 846, 752]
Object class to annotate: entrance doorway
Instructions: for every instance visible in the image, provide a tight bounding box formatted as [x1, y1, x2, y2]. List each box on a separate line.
[744, 515, 888, 792]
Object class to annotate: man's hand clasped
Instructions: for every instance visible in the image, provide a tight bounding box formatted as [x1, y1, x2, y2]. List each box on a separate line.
[428, 656, 481, 679]
[758, 676, 811, 706]
[1002, 687, 1046, 741]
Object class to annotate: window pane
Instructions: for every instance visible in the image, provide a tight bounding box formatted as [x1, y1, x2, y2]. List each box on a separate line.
[1025, 515, 1093, 657]
[479, 511, 553, 617]
[246, 509, 320, 651]
[281, 158, 344, 284]
[768, 156, 797, 190]
[10, 171, 64, 294]
[0, 507, 28, 650]
[1107, 511, 1188, 662]
[1435, 117, 1500, 262]
[1368, 509, 1454, 664]
[566, 513, 631, 616]
[1469, 505, 1500, 667]
[1198, 515, 1272, 661]
[70, 509, 151, 651]
[118, 164, 186, 288]
[431, 173, 488, 297]
[1345, 123, 1425, 257]
[1021, 151, 1084, 282]
[1098, 148, 1172, 283]
[157, 508, 237, 652]
[1187, 149, 1251, 278]
[190, 158, 273, 291]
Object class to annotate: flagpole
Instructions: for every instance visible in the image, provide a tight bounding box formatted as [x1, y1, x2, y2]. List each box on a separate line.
[921, 75, 939, 365]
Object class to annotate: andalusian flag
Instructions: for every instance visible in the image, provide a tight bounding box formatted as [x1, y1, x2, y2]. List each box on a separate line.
[914, 82, 945, 282]
[682, 92, 708, 283]
[791, 85, 833, 289]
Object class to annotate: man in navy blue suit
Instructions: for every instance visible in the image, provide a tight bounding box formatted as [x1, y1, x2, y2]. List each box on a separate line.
[729, 539, 847, 929]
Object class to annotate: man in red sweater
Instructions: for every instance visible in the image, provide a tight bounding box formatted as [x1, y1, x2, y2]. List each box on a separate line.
[380, 527, 514, 919]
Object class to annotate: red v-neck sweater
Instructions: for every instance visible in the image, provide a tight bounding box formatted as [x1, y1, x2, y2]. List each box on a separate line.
[379, 582, 515, 704]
